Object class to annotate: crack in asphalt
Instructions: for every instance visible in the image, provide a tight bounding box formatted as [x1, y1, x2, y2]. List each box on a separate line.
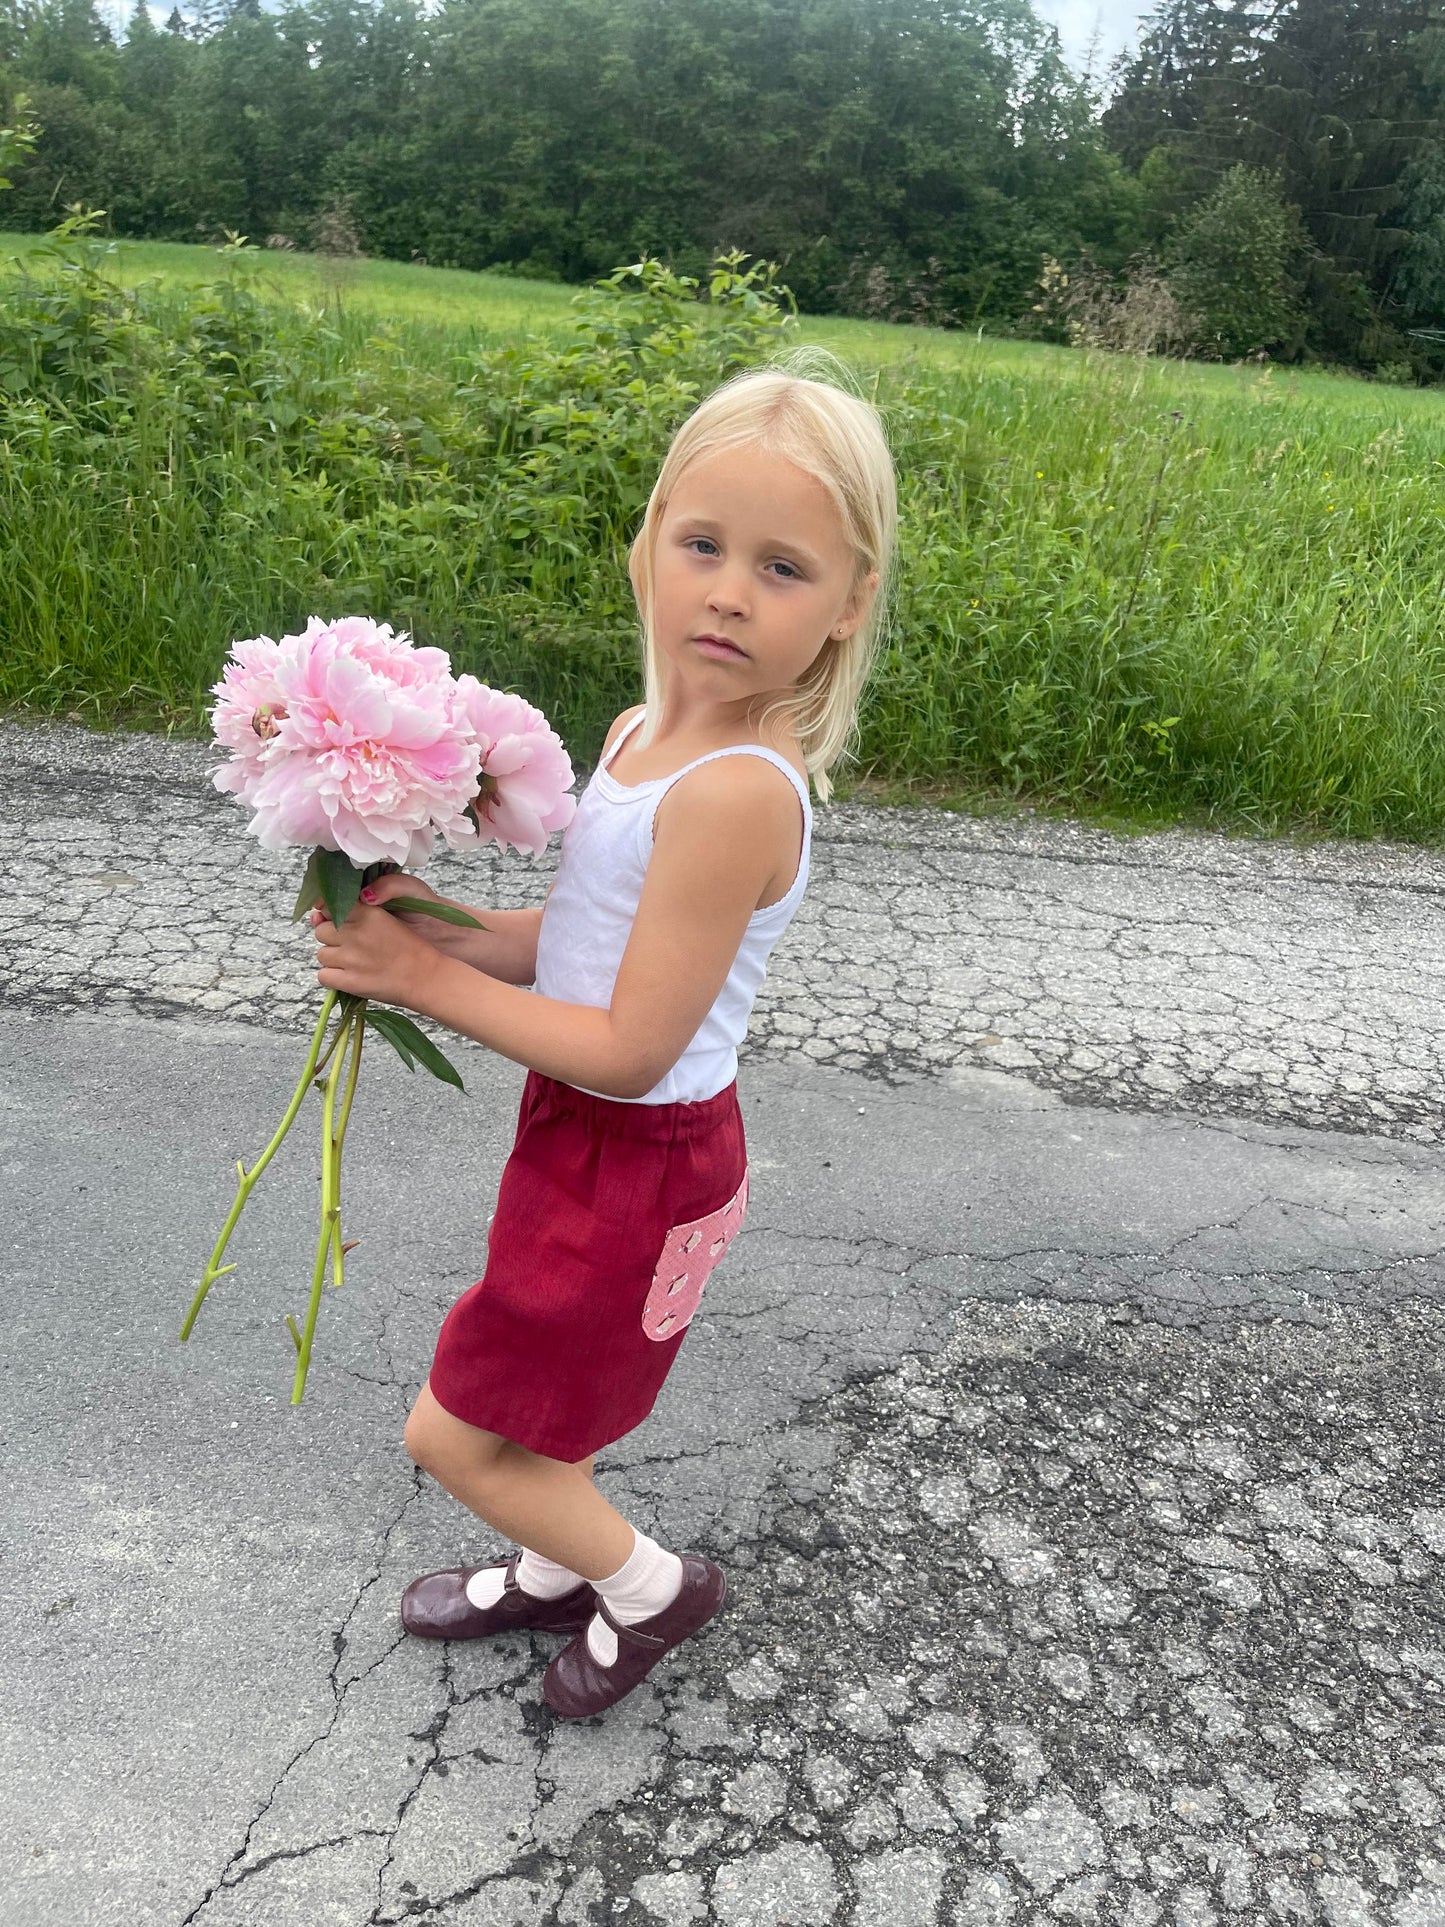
[179, 1471, 429, 1922]
[177, 1704, 358, 1925]
[158, 1252, 1445, 1925]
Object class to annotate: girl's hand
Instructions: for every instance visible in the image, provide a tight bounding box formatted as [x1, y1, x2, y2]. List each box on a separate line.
[313, 897, 438, 1009]
[308, 873, 468, 956]
[308, 875, 543, 985]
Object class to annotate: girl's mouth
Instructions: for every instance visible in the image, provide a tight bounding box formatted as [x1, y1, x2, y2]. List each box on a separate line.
[693, 634, 748, 661]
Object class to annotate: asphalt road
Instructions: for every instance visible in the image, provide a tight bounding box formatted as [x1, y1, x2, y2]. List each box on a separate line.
[3, 717, 1445, 1927]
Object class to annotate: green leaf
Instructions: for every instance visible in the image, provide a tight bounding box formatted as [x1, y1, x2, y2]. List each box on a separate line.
[364, 1008, 418, 1072]
[367, 1008, 466, 1092]
[386, 895, 486, 930]
[290, 847, 324, 922]
[317, 847, 363, 927]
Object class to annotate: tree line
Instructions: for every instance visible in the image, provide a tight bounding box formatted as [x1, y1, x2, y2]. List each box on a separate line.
[1, 0, 1442, 375]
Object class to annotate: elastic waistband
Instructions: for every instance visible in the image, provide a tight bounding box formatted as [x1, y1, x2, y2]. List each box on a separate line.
[526, 1071, 741, 1143]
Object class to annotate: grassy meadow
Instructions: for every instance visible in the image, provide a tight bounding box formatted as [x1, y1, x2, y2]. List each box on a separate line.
[2, 229, 1443, 838]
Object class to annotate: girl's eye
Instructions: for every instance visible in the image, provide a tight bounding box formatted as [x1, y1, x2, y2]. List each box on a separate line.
[687, 537, 719, 557]
[769, 560, 802, 581]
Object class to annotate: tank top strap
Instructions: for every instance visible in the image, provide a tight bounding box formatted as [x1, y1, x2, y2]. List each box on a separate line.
[600, 708, 647, 772]
[653, 744, 813, 828]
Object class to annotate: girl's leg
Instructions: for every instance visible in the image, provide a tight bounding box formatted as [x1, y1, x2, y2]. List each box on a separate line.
[404, 1381, 634, 1581]
[503, 1452, 597, 1600]
[406, 1383, 692, 1679]
[406, 1382, 723, 1717]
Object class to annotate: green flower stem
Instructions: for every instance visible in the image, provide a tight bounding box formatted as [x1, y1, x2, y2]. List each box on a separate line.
[328, 1003, 367, 1291]
[312, 993, 365, 1083]
[180, 990, 339, 1343]
[291, 1005, 354, 1404]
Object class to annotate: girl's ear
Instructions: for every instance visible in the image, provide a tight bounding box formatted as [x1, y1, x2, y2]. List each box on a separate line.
[833, 568, 880, 641]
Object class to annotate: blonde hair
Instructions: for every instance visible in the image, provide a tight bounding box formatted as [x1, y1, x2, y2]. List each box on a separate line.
[628, 356, 897, 802]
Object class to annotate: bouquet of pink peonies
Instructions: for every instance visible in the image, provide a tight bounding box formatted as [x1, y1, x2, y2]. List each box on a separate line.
[180, 615, 577, 1402]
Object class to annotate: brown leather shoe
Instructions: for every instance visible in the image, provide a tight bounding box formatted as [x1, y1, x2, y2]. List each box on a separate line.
[542, 1554, 727, 1717]
[401, 1553, 595, 1640]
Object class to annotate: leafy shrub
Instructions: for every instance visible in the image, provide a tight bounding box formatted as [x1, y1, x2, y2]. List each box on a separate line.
[1166, 167, 1310, 360]
[0, 92, 39, 191]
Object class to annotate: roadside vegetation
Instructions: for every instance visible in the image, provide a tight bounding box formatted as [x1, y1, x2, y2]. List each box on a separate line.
[3, 225, 1442, 840]
[4, 0, 1443, 380]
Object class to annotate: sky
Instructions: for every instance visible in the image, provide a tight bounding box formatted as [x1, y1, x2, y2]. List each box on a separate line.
[1032, 0, 1153, 75]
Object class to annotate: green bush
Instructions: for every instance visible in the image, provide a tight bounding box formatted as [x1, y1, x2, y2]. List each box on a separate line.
[1168, 167, 1310, 361]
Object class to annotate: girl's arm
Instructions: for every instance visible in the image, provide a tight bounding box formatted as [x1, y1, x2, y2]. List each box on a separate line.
[312, 756, 801, 1099]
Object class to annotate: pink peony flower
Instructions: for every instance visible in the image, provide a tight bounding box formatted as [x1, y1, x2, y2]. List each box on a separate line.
[209, 633, 289, 807]
[193, 616, 579, 1405]
[209, 617, 577, 870]
[455, 675, 578, 857]
[256, 624, 479, 867]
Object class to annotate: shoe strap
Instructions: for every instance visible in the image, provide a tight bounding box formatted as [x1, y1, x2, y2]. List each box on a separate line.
[594, 1595, 668, 1652]
[501, 1553, 522, 1600]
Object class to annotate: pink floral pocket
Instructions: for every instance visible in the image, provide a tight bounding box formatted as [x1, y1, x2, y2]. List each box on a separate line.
[641, 1171, 750, 1343]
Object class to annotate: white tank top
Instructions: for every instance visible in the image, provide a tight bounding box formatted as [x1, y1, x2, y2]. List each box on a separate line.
[533, 711, 813, 1104]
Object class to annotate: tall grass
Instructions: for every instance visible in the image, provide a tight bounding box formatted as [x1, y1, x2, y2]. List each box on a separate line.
[3, 229, 1442, 837]
[878, 354, 1445, 831]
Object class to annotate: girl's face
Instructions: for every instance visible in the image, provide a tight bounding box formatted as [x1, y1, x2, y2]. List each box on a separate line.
[642, 444, 875, 708]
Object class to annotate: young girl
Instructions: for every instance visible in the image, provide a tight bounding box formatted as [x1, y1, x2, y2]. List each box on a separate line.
[311, 365, 897, 1719]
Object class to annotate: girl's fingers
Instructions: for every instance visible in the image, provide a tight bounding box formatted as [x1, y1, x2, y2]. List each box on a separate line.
[360, 872, 426, 906]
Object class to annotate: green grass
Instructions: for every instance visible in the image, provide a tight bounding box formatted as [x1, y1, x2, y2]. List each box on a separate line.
[0, 230, 581, 335]
[2, 230, 1443, 839]
[8, 227, 1440, 410]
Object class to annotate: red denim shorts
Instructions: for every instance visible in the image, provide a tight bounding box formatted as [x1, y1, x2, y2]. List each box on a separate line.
[428, 1070, 748, 1461]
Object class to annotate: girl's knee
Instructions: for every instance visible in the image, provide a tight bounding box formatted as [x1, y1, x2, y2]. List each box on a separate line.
[403, 1397, 442, 1473]
[404, 1386, 505, 1491]
[403, 1385, 467, 1479]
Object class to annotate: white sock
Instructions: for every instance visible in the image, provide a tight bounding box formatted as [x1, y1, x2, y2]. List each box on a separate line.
[464, 1546, 584, 1610]
[586, 1530, 684, 1667]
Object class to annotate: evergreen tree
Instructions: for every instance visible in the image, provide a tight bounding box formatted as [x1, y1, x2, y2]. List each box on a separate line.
[1102, 0, 1259, 172]
[121, 0, 186, 117]
[187, 0, 230, 41]
[1105, 0, 1445, 362]
[1240, 0, 1442, 288]
[1396, 149, 1445, 321]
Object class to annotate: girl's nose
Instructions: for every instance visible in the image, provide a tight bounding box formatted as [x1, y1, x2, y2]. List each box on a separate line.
[706, 572, 749, 619]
